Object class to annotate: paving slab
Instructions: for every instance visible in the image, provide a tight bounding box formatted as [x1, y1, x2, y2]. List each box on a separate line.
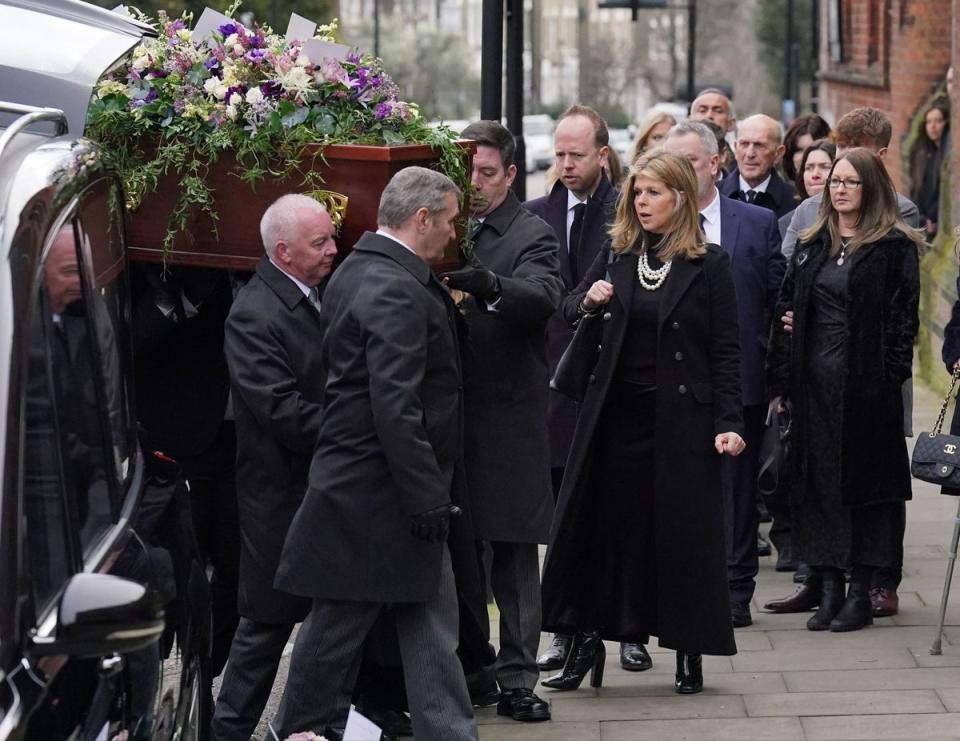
[784, 667, 960, 692]
[598, 716, 805, 740]
[731, 646, 918, 672]
[547, 694, 746, 722]
[477, 721, 600, 740]
[801, 712, 960, 740]
[744, 689, 945, 717]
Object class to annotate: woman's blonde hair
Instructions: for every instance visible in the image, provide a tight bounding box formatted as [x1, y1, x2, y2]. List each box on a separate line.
[798, 147, 926, 255]
[610, 149, 707, 261]
[628, 110, 677, 165]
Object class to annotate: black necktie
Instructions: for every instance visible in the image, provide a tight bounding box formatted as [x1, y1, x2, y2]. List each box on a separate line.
[746, 189, 758, 203]
[568, 202, 586, 282]
[698, 213, 706, 233]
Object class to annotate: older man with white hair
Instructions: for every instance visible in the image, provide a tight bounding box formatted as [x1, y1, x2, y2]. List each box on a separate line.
[719, 114, 798, 219]
[212, 194, 338, 740]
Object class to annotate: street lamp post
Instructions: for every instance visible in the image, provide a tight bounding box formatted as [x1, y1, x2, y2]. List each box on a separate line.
[481, 0, 503, 120]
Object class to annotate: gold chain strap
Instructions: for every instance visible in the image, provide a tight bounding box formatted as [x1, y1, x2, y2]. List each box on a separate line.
[931, 366, 960, 437]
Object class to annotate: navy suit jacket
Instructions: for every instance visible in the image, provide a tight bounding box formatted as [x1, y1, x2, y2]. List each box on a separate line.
[713, 194, 786, 406]
[524, 176, 618, 467]
[719, 167, 798, 220]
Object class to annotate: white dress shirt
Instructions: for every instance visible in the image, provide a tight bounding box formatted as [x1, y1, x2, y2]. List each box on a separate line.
[699, 187, 722, 246]
[739, 172, 771, 195]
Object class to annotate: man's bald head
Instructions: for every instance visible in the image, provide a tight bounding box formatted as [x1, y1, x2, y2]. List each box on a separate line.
[734, 114, 785, 187]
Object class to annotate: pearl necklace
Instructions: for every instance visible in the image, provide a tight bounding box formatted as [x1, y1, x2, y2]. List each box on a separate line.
[637, 250, 672, 291]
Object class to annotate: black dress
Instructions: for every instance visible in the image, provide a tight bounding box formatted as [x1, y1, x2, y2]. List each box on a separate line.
[792, 250, 903, 569]
[578, 253, 663, 642]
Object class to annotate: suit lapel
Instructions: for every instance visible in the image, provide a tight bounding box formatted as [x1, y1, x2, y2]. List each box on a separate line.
[658, 256, 700, 330]
[719, 198, 741, 263]
[256, 255, 322, 322]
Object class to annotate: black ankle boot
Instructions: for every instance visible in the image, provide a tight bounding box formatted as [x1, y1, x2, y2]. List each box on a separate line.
[831, 566, 875, 632]
[807, 568, 846, 631]
[674, 651, 703, 694]
[541, 632, 605, 690]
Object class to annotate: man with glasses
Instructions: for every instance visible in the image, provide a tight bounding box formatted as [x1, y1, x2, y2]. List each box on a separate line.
[769, 107, 919, 621]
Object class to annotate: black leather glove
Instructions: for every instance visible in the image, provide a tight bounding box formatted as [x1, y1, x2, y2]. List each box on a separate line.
[440, 263, 501, 302]
[410, 504, 462, 543]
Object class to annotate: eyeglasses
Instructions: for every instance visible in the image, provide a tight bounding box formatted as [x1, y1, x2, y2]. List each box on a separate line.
[828, 177, 862, 190]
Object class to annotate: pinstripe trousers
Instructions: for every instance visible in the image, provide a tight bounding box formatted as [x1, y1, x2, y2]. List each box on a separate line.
[272, 546, 478, 741]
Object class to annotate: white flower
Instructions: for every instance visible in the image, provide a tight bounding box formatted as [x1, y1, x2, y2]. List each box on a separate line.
[176, 28, 192, 42]
[295, 54, 311, 67]
[225, 104, 238, 120]
[279, 66, 313, 98]
[245, 87, 263, 105]
[228, 92, 242, 107]
[224, 33, 238, 46]
[96, 80, 128, 99]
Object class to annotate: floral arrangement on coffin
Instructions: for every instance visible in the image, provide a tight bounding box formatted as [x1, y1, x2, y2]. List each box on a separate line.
[85, 6, 469, 256]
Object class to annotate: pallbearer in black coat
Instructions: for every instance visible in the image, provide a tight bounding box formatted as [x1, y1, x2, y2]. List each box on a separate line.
[524, 106, 648, 675]
[443, 120, 562, 723]
[211, 195, 336, 740]
[541, 151, 744, 696]
[273, 168, 478, 741]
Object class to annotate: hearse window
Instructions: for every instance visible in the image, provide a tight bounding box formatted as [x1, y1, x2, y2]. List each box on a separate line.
[42, 223, 114, 555]
[75, 179, 136, 494]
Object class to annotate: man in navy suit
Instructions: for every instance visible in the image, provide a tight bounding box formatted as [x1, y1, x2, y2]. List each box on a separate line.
[666, 121, 786, 628]
[719, 114, 797, 220]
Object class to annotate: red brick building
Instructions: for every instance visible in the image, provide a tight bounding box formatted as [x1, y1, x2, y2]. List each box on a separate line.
[816, 0, 955, 389]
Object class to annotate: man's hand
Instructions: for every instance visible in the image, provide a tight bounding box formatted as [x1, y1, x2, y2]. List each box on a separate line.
[410, 504, 462, 543]
[440, 266, 501, 302]
[715, 432, 746, 456]
[781, 309, 794, 333]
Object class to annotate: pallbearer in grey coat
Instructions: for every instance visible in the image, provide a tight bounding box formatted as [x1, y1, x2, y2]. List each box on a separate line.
[273, 168, 478, 741]
[442, 120, 562, 723]
[213, 195, 336, 741]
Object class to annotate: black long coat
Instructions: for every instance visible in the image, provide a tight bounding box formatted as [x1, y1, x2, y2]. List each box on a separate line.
[719, 167, 798, 220]
[524, 177, 619, 468]
[541, 244, 743, 656]
[223, 257, 322, 624]
[766, 228, 919, 507]
[940, 271, 960, 495]
[275, 233, 464, 603]
[461, 191, 564, 544]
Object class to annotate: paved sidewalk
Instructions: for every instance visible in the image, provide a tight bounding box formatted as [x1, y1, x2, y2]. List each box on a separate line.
[478, 381, 960, 741]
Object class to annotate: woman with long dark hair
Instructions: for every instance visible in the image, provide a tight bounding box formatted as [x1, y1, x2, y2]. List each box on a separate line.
[782, 113, 832, 185]
[767, 147, 923, 633]
[910, 101, 949, 239]
[540, 150, 744, 695]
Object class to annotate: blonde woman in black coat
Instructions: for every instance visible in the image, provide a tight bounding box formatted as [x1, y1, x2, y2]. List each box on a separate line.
[540, 150, 744, 696]
[767, 147, 923, 633]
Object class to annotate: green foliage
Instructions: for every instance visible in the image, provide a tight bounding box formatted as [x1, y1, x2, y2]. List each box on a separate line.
[753, 0, 817, 102]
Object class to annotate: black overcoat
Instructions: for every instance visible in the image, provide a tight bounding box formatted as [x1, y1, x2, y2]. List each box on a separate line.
[275, 233, 464, 602]
[461, 191, 564, 544]
[541, 244, 743, 656]
[223, 257, 322, 624]
[766, 228, 919, 507]
[524, 177, 619, 468]
[719, 167, 798, 220]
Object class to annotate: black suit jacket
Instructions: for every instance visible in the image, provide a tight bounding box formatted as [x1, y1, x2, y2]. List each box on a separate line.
[276, 232, 464, 602]
[524, 176, 619, 467]
[223, 257, 324, 623]
[719, 167, 798, 220]
[132, 265, 231, 458]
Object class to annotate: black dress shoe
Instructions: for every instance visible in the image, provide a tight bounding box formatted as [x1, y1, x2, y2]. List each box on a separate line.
[830, 594, 873, 632]
[470, 682, 501, 708]
[355, 707, 412, 737]
[542, 632, 605, 690]
[537, 633, 571, 671]
[731, 601, 752, 627]
[619, 642, 653, 672]
[674, 651, 703, 694]
[757, 533, 772, 557]
[496, 688, 551, 722]
[762, 583, 820, 613]
[775, 545, 798, 572]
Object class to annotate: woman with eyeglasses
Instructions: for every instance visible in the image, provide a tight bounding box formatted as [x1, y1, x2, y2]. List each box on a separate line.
[779, 139, 837, 239]
[766, 147, 923, 633]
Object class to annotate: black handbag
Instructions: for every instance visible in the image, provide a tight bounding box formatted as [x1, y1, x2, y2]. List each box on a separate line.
[549, 309, 605, 402]
[911, 367, 960, 489]
[757, 400, 792, 498]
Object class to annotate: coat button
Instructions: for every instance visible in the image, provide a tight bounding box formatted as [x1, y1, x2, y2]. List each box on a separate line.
[589, 374, 597, 384]
[675, 351, 684, 361]
[672, 321, 680, 330]
[603, 312, 612, 321]
[597, 344, 602, 352]
[678, 384, 687, 394]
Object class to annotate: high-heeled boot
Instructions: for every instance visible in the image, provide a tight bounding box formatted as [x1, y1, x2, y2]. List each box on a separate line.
[674, 650, 703, 694]
[806, 567, 846, 631]
[541, 632, 605, 690]
[831, 565, 874, 632]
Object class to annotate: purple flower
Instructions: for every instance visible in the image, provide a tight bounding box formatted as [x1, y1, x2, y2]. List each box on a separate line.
[130, 99, 146, 109]
[204, 58, 220, 71]
[374, 102, 391, 120]
[144, 89, 159, 104]
[346, 50, 361, 64]
[225, 85, 248, 101]
[355, 67, 369, 87]
[171, 19, 186, 31]
[248, 33, 265, 49]
[218, 22, 239, 37]
[146, 69, 168, 79]
[245, 49, 267, 64]
[260, 80, 283, 97]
